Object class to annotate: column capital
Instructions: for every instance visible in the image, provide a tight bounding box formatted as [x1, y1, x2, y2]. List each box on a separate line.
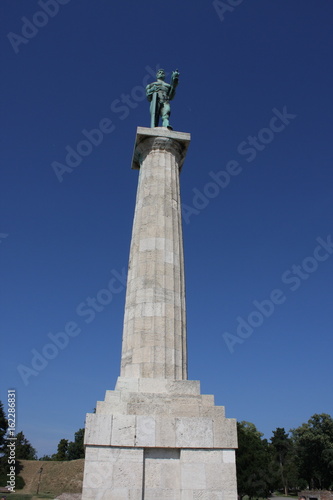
[132, 126, 191, 171]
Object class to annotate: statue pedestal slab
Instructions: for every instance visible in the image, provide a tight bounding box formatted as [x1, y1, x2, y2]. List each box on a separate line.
[82, 377, 238, 499]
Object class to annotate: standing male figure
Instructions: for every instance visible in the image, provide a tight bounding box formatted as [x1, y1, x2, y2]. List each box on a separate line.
[146, 68, 179, 129]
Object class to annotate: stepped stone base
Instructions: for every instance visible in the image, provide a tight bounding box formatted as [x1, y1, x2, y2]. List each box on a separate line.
[81, 378, 238, 499]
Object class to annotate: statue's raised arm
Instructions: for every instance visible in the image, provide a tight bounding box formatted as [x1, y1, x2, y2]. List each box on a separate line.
[168, 70, 179, 101]
[145, 68, 180, 129]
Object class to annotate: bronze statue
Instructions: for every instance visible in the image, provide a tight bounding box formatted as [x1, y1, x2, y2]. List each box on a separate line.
[146, 69, 179, 129]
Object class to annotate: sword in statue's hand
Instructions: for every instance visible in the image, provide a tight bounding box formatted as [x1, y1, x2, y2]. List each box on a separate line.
[151, 87, 158, 128]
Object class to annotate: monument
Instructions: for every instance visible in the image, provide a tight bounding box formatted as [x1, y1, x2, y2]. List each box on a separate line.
[81, 69, 238, 499]
[146, 68, 179, 128]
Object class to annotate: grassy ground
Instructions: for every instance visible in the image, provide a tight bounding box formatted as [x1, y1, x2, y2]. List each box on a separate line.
[1, 495, 54, 499]
[1, 459, 84, 498]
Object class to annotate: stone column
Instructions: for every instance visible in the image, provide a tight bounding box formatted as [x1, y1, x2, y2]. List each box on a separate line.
[81, 127, 238, 500]
[120, 127, 190, 380]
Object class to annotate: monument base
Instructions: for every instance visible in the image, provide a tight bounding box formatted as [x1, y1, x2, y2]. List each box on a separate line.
[81, 378, 238, 499]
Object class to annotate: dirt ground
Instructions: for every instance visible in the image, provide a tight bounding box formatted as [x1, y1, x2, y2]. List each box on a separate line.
[18, 459, 84, 498]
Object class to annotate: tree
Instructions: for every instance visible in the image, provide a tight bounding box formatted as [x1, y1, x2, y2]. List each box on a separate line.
[54, 428, 85, 461]
[0, 402, 8, 454]
[0, 402, 9, 486]
[292, 413, 333, 489]
[15, 431, 37, 460]
[67, 428, 84, 460]
[236, 421, 273, 499]
[270, 427, 299, 494]
[39, 454, 54, 461]
[0, 406, 35, 487]
[55, 439, 68, 461]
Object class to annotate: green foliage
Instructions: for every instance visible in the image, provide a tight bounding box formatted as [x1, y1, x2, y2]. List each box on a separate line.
[54, 439, 68, 461]
[54, 427, 85, 461]
[0, 463, 9, 485]
[39, 454, 54, 461]
[15, 431, 37, 460]
[236, 421, 273, 499]
[270, 427, 299, 494]
[0, 403, 9, 486]
[291, 413, 333, 489]
[67, 428, 84, 460]
[15, 474, 26, 489]
[0, 402, 38, 490]
[0, 431, 36, 485]
[236, 414, 333, 496]
[0, 402, 8, 454]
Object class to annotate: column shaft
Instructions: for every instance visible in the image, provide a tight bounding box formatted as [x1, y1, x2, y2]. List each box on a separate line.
[120, 128, 190, 379]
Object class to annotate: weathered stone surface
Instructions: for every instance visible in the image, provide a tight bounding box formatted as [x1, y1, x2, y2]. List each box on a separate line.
[111, 414, 136, 447]
[81, 128, 238, 499]
[82, 447, 144, 499]
[121, 128, 190, 381]
[175, 417, 214, 448]
[84, 381, 238, 450]
[83, 414, 111, 446]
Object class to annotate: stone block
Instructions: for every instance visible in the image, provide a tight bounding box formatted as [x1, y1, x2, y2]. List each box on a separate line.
[82, 460, 113, 489]
[170, 401, 201, 418]
[104, 390, 121, 404]
[166, 379, 201, 395]
[135, 415, 156, 446]
[213, 417, 238, 448]
[155, 417, 176, 447]
[84, 446, 99, 461]
[82, 447, 144, 498]
[194, 493, 223, 500]
[205, 463, 226, 490]
[181, 463, 206, 490]
[97, 401, 127, 415]
[176, 417, 214, 448]
[111, 414, 136, 446]
[223, 449, 236, 463]
[139, 377, 168, 393]
[109, 489, 132, 500]
[181, 492, 194, 500]
[181, 449, 223, 464]
[145, 489, 181, 500]
[98, 448, 121, 462]
[145, 448, 180, 492]
[84, 414, 112, 446]
[112, 462, 143, 489]
[201, 394, 215, 406]
[220, 462, 238, 490]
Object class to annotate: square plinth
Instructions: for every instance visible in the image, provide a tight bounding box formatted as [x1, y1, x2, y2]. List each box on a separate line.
[82, 378, 238, 499]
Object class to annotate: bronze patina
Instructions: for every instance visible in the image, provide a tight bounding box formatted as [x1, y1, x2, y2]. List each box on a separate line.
[146, 68, 179, 129]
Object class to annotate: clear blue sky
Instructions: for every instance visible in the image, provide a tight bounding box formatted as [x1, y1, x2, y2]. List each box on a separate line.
[1, 1, 332, 457]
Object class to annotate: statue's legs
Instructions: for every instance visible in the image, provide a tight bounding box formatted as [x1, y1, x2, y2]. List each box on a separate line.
[161, 102, 171, 128]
